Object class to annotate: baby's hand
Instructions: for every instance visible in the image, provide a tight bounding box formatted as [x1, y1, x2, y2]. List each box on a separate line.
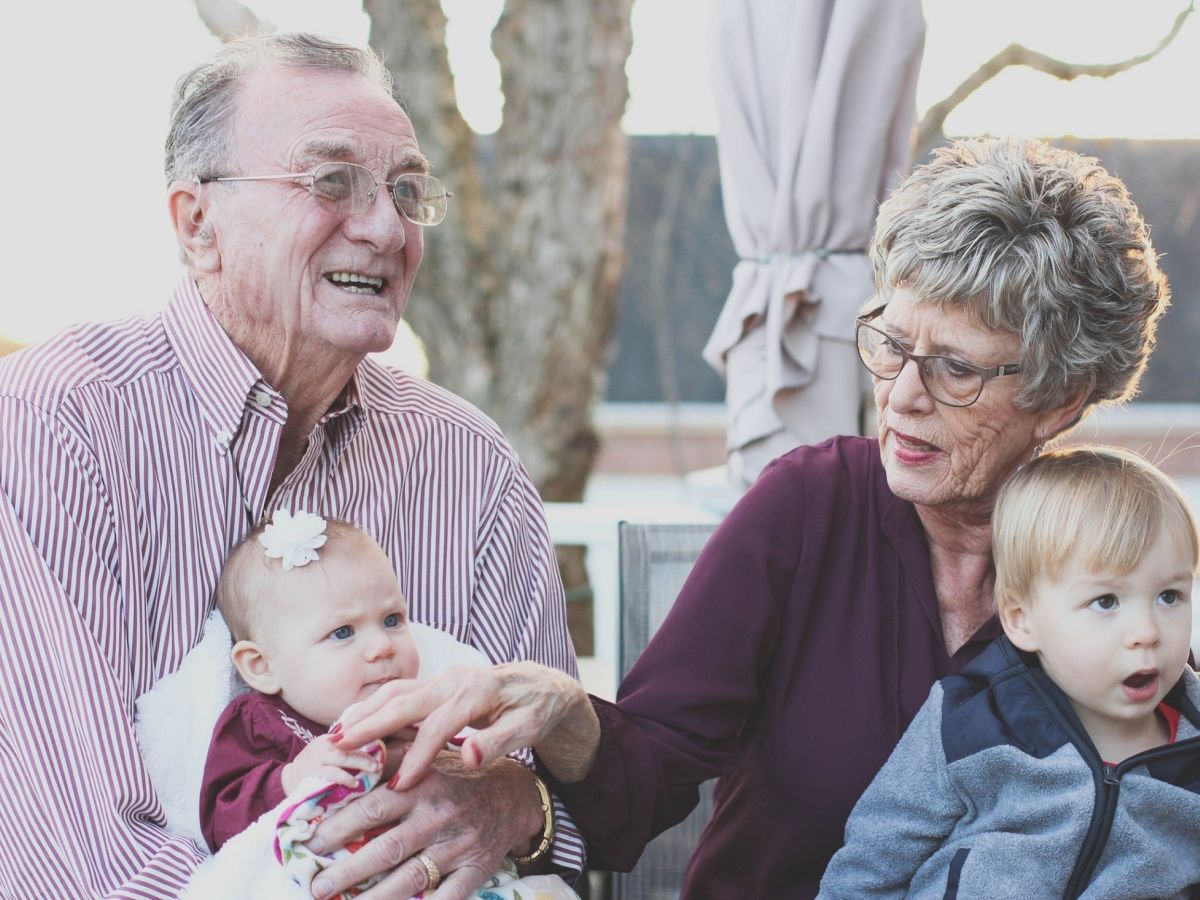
[280, 734, 383, 795]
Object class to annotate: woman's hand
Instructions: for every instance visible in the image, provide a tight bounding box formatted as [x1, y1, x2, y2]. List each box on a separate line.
[332, 662, 600, 789]
[307, 663, 602, 897]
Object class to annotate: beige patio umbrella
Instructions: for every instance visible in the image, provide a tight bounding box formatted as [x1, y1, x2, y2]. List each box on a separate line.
[704, 0, 925, 488]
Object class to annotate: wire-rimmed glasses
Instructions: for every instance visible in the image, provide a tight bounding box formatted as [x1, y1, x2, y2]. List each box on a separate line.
[854, 305, 1021, 408]
[200, 162, 452, 226]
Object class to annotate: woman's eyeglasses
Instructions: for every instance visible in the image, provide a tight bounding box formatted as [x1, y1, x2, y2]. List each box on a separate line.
[854, 305, 1020, 408]
[201, 162, 452, 226]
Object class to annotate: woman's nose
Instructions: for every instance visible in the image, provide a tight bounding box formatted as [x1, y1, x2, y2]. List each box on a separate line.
[884, 357, 935, 413]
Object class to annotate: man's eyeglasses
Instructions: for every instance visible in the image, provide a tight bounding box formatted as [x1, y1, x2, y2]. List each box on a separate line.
[854, 305, 1021, 408]
[200, 162, 452, 226]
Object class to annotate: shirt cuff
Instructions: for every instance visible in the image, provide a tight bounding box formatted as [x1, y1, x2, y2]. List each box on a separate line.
[509, 746, 586, 874]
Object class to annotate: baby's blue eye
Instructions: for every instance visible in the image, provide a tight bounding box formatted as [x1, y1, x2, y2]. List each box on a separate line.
[383, 613, 402, 628]
[330, 625, 354, 641]
[1089, 594, 1119, 612]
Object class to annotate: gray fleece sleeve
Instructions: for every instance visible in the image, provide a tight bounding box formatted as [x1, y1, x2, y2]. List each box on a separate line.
[817, 684, 964, 898]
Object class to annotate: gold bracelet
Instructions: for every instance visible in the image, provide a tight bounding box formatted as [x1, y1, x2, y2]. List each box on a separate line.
[512, 771, 555, 866]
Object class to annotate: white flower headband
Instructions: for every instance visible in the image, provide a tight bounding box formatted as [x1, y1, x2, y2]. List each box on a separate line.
[259, 509, 328, 571]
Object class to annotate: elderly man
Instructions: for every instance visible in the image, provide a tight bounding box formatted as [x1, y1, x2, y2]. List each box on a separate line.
[0, 33, 581, 898]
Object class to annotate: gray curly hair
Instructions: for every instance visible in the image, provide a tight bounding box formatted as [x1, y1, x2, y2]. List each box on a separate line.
[164, 32, 395, 185]
[870, 138, 1169, 415]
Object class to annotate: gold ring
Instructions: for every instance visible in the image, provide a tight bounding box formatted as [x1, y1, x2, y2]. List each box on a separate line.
[416, 851, 440, 891]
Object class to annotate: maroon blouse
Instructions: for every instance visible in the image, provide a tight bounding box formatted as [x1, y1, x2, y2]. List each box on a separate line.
[547, 436, 1001, 897]
[199, 692, 325, 851]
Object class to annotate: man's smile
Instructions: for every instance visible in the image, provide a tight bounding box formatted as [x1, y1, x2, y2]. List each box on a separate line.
[325, 271, 386, 295]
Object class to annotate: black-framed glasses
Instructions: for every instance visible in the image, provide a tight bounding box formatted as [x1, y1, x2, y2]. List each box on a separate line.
[200, 162, 452, 226]
[854, 305, 1021, 408]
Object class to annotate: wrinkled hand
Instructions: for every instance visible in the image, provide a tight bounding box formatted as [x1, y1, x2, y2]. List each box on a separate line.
[306, 752, 540, 899]
[281, 734, 382, 795]
[332, 662, 600, 789]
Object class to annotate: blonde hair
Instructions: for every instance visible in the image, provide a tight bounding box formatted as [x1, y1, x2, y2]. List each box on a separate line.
[992, 446, 1199, 613]
[216, 517, 374, 643]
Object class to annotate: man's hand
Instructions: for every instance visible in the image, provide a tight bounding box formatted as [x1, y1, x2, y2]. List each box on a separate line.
[306, 752, 544, 899]
[280, 734, 382, 795]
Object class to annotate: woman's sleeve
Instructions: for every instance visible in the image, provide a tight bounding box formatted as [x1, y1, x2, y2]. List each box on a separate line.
[544, 457, 804, 869]
[817, 684, 963, 898]
[0, 398, 207, 898]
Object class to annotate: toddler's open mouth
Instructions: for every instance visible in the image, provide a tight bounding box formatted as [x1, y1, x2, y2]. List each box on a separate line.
[1122, 669, 1159, 702]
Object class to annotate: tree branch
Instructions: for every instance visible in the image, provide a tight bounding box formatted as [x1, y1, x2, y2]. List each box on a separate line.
[192, 0, 269, 42]
[915, 0, 1194, 161]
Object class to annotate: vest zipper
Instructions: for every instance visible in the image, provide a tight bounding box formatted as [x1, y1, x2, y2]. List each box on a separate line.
[1063, 735, 1200, 897]
[994, 643, 1200, 897]
[1063, 763, 1120, 898]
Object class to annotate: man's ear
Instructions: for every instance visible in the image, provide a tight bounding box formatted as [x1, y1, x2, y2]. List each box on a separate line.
[167, 179, 221, 273]
[999, 601, 1039, 653]
[230, 639, 281, 695]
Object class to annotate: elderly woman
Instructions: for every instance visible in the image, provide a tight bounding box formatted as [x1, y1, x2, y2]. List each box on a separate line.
[319, 138, 1169, 898]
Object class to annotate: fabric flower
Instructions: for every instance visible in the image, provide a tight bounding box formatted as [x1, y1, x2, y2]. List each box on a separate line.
[259, 510, 328, 571]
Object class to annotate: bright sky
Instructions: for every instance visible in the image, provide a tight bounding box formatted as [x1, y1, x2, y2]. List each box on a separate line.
[1, 0, 1195, 344]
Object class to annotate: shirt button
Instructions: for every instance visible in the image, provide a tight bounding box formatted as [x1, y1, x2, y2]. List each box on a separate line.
[254, 391, 273, 408]
[214, 428, 233, 453]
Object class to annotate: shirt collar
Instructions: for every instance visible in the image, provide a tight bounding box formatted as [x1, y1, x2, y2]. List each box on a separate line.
[322, 372, 365, 425]
[163, 277, 371, 449]
[163, 278, 262, 449]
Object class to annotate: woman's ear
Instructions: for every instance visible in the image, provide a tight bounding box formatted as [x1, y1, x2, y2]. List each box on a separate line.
[230, 640, 281, 695]
[167, 180, 221, 273]
[1034, 389, 1089, 445]
[999, 601, 1039, 653]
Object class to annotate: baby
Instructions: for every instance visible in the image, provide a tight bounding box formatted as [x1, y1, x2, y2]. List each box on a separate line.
[197, 510, 575, 899]
[820, 446, 1200, 897]
[200, 512, 419, 849]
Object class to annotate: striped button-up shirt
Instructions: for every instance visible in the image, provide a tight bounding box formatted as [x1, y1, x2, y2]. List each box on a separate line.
[0, 279, 583, 897]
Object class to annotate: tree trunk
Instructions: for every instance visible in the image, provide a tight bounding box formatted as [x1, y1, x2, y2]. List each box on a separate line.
[367, 0, 633, 502]
[364, 0, 498, 407]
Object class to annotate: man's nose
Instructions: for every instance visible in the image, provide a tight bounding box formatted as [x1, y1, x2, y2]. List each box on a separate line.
[344, 187, 408, 254]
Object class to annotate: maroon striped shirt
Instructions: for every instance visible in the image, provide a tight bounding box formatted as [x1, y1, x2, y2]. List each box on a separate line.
[0, 279, 583, 897]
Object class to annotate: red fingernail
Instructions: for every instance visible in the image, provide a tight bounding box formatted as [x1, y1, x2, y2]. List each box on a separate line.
[387, 771, 401, 790]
